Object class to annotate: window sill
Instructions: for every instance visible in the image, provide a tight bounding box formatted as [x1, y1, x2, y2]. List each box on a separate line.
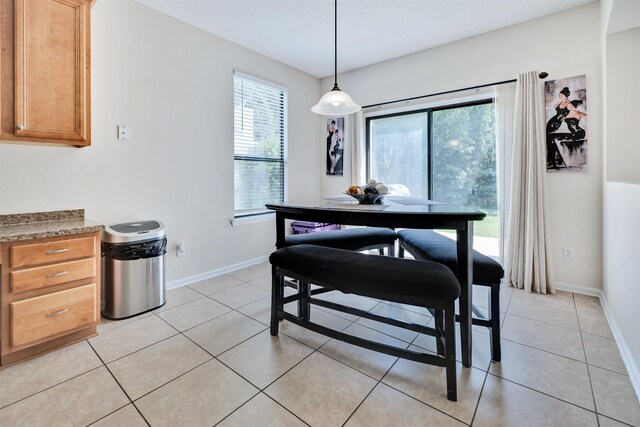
[231, 212, 275, 227]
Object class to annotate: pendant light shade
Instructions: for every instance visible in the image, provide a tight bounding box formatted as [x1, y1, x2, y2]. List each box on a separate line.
[311, 0, 361, 116]
[311, 86, 361, 115]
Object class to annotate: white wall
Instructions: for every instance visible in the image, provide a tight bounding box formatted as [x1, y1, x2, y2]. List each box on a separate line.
[603, 182, 640, 392]
[321, 2, 603, 292]
[605, 27, 640, 184]
[0, 0, 321, 283]
[602, 1, 640, 396]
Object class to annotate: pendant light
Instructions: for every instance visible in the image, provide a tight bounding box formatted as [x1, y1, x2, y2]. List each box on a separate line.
[311, 0, 361, 115]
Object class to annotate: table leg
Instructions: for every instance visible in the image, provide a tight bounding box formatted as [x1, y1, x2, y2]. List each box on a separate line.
[275, 212, 286, 250]
[457, 222, 474, 368]
[273, 213, 287, 319]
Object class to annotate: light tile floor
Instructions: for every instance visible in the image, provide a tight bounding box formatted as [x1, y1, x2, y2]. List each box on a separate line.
[1, 261, 639, 426]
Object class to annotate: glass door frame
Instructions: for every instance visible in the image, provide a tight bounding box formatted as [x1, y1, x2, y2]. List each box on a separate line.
[365, 98, 494, 200]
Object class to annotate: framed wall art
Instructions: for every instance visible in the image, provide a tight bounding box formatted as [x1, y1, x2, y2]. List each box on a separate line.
[326, 117, 344, 176]
[545, 74, 588, 172]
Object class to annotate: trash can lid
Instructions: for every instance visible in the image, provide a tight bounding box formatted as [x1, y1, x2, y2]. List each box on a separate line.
[102, 220, 166, 244]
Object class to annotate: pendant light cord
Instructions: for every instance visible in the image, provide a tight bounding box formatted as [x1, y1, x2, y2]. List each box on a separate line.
[310, 0, 361, 113]
[333, 0, 339, 90]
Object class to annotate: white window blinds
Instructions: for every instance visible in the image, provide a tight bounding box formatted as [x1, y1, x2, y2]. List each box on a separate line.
[233, 72, 287, 217]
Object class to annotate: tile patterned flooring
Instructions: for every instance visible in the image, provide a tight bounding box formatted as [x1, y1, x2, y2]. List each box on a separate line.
[1, 261, 639, 426]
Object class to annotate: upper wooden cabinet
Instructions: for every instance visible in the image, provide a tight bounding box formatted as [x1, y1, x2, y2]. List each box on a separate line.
[0, 0, 92, 147]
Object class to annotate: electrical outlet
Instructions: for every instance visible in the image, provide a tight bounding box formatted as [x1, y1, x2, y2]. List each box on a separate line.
[117, 125, 129, 141]
[177, 242, 186, 257]
[563, 247, 574, 261]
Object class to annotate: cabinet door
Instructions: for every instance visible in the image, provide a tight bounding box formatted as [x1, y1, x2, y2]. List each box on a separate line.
[11, 283, 96, 348]
[14, 0, 90, 145]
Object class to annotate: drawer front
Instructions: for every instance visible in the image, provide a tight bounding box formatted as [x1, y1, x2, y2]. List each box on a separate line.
[10, 258, 96, 294]
[11, 283, 96, 348]
[11, 237, 95, 268]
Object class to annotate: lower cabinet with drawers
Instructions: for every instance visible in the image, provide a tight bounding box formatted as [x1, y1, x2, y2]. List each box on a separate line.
[0, 232, 101, 366]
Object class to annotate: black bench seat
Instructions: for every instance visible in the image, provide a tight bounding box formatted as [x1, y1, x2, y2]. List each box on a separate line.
[398, 229, 505, 361]
[269, 244, 461, 401]
[284, 227, 397, 255]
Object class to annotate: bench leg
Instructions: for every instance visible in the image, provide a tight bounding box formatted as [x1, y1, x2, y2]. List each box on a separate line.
[271, 266, 282, 336]
[445, 303, 457, 401]
[297, 281, 303, 317]
[435, 309, 445, 356]
[489, 283, 501, 362]
[298, 281, 310, 321]
[398, 245, 405, 258]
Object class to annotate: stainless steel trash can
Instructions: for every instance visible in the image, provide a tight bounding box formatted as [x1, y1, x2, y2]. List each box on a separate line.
[101, 220, 166, 319]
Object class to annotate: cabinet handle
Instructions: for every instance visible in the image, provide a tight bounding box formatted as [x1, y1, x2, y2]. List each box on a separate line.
[16, 124, 24, 130]
[46, 248, 68, 254]
[46, 308, 69, 317]
[47, 271, 69, 278]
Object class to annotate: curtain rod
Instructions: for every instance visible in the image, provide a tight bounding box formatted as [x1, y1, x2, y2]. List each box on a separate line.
[362, 71, 548, 109]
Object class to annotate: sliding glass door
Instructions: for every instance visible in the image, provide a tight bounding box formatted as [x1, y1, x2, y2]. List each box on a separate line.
[367, 100, 498, 253]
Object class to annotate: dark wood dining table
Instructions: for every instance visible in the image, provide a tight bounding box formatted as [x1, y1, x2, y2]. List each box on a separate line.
[266, 196, 486, 368]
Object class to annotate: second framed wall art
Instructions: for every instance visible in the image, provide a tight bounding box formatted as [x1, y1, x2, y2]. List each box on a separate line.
[326, 117, 344, 176]
[545, 74, 588, 172]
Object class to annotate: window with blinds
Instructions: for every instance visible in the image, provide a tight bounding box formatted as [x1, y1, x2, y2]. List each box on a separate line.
[234, 72, 287, 217]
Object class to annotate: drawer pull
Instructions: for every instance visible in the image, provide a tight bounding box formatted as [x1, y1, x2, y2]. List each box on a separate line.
[46, 271, 69, 278]
[46, 249, 69, 254]
[46, 308, 70, 317]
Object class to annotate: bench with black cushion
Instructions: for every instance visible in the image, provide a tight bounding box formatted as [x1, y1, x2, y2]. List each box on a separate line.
[284, 227, 397, 255]
[269, 244, 461, 401]
[284, 227, 397, 318]
[398, 229, 504, 362]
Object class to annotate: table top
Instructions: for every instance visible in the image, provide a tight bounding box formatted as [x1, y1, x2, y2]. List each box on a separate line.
[267, 196, 485, 216]
[266, 196, 486, 228]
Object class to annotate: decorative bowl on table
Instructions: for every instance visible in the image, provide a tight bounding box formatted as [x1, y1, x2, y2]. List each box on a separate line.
[345, 192, 385, 205]
[345, 179, 388, 205]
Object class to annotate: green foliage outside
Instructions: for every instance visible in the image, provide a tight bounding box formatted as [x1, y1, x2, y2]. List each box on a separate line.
[474, 214, 499, 239]
[431, 103, 497, 213]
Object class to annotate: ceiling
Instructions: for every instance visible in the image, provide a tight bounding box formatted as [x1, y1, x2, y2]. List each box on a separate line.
[135, 0, 595, 78]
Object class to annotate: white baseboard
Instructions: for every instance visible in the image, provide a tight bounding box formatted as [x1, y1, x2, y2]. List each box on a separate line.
[554, 281, 602, 297]
[599, 293, 640, 401]
[166, 255, 269, 290]
[556, 281, 640, 401]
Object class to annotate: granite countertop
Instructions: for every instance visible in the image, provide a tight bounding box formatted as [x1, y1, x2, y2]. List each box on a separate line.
[0, 209, 104, 243]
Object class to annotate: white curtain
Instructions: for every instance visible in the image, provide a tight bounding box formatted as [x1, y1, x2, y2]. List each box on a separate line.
[505, 71, 555, 294]
[494, 83, 516, 266]
[348, 110, 366, 185]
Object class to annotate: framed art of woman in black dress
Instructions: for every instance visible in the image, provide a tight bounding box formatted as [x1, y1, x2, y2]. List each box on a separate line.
[545, 77, 588, 172]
